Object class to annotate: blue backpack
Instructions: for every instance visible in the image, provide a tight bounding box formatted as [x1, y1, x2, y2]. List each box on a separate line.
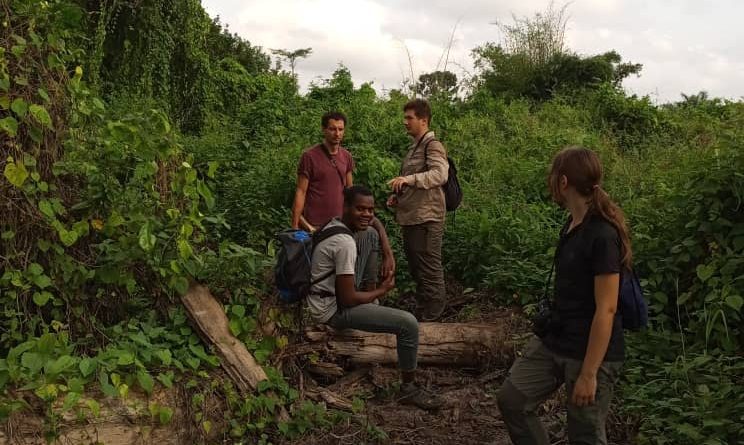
[619, 269, 648, 330]
[274, 225, 352, 304]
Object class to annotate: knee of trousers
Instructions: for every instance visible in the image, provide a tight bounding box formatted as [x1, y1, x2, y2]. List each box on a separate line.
[497, 379, 529, 414]
[397, 311, 419, 338]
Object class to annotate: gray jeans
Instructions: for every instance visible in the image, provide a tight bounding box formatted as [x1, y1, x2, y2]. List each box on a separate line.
[497, 337, 622, 445]
[328, 227, 419, 371]
[327, 303, 419, 371]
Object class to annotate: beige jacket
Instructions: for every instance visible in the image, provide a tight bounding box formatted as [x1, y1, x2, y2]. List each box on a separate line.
[395, 131, 448, 226]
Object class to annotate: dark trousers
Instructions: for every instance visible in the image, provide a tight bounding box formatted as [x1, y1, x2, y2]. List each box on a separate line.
[497, 337, 622, 445]
[402, 221, 446, 314]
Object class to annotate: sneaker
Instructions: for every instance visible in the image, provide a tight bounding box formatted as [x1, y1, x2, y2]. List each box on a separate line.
[398, 382, 444, 410]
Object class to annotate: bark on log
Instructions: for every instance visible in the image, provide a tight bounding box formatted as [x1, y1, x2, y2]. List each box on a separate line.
[304, 321, 514, 367]
[182, 284, 268, 393]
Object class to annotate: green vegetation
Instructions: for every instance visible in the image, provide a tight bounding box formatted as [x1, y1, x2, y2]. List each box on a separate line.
[1, 0, 742, 443]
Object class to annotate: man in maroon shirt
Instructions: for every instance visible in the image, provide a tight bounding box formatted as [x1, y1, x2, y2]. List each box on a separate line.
[291, 112, 395, 280]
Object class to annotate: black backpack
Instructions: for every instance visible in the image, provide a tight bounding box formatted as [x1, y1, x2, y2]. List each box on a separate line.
[423, 139, 463, 211]
[274, 224, 352, 304]
[618, 269, 649, 330]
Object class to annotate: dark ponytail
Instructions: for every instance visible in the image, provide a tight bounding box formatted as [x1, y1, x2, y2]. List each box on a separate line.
[591, 185, 632, 269]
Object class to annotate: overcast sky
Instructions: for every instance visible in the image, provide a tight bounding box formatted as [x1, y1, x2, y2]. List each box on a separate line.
[202, 0, 744, 103]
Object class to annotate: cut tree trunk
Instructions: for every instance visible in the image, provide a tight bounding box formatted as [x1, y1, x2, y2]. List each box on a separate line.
[304, 321, 515, 367]
[182, 284, 268, 393]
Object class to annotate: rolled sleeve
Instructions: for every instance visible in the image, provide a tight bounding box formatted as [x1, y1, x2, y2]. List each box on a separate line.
[297, 151, 314, 179]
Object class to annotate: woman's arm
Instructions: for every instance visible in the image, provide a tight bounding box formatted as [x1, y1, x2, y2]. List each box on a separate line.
[571, 273, 619, 407]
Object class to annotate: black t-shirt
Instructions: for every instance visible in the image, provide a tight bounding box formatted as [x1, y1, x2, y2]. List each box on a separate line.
[543, 214, 625, 362]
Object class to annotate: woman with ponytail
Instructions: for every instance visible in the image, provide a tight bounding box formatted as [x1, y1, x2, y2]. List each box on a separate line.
[498, 147, 630, 445]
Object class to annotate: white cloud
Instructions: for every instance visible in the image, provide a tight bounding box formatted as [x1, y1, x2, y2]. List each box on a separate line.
[202, 0, 744, 102]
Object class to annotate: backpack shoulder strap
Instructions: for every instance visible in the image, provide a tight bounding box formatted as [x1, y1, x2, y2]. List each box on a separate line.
[311, 225, 353, 253]
[422, 138, 439, 171]
[309, 225, 354, 286]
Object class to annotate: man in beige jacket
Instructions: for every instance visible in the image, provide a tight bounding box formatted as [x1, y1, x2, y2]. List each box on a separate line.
[387, 99, 448, 321]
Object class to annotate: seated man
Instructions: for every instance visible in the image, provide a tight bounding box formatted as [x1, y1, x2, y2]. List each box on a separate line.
[307, 185, 442, 410]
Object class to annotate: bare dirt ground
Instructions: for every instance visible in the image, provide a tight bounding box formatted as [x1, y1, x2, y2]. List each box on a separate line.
[279, 291, 638, 445]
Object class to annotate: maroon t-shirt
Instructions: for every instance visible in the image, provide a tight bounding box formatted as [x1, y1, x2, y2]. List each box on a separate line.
[298, 144, 355, 227]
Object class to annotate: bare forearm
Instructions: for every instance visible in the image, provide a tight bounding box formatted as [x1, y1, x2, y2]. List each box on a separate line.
[291, 190, 306, 228]
[581, 312, 615, 376]
[371, 217, 393, 257]
[341, 287, 387, 306]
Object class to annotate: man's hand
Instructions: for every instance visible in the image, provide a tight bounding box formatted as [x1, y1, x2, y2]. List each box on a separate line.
[571, 373, 597, 407]
[386, 194, 398, 208]
[380, 274, 395, 293]
[388, 176, 412, 194]
[381, 252, 396, 279]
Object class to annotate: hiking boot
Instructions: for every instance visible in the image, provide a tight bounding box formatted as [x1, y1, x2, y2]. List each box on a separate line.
[398, 382, 444, 410]
[418, 299, 446, 322]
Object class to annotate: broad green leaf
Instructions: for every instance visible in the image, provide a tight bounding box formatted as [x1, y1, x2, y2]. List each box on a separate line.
[158, 406, 173, 424]
[10, 98, 27, 118]
[79, 358, 97, 377]
[178, 240, 193, 259]
[73, 220, 89, 237]
[696, 264, 715, 282]
[116, 352, 135, 366]
[108, 211, 125, 227]
[0, 95, 9, 109]
[45, 355, 75, 375]
[38, 88, 50, 102]
[0, 116, 18, 137]
[62, 391, 81, 411]
[99, 373, 117, 398]
[38, 199, 55, 218]
[32, 291, 52, 306]
[137, 370, 154, 395]
[155, 349, 172, 366]
[172, 277, 189, 295]
[138, 223, 156, 251]
[228, 319, 241, 336]
[157, 372, 173, 388]
[1, 230, 14, 240]
[58, 228, 78, 247]
[0, 76, 9, 91]
[254, 349, 270, 363]
[725, 295, 743, 312]
[4, 158, 27, 187]
[29, 104, 52, 129]
[197, 181, 215, 209]
[86, 399, 101, 417]
[207, 161, 219, 178]
[27, 263, 43, 276]
[232, 305, 246, 318]
[28, 126, 43, 143]
[21, 352, 44, 375]
[32, 275, 52, 289]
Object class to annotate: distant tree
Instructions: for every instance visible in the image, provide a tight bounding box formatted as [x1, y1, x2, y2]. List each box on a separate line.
[415, 70, 459, 100]
[206, 17, 270, 74]
[270, 47, 313, 76]
[472, 2, 642, 101]
[493, 0, 569, 66]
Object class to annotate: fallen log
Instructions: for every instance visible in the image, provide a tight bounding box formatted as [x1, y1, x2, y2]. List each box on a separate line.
[304, 321, 515, 367]
[182, 284, 268, 393]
